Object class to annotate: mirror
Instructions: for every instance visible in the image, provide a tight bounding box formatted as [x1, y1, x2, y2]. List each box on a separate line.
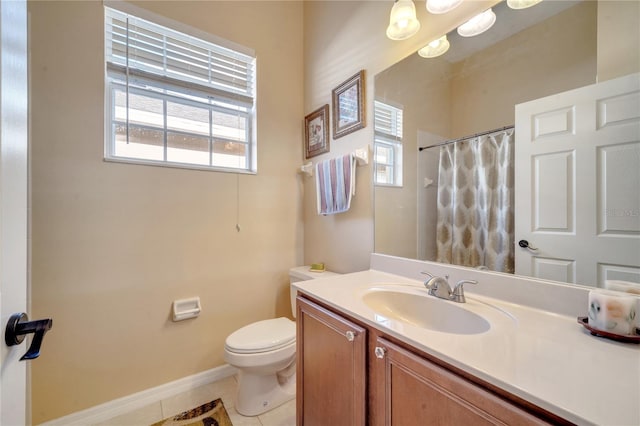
[374, 0, 640, 288]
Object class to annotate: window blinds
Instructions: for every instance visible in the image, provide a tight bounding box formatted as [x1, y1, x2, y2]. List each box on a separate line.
[374, 100, 403, 140]
[105, 7, 255, 104]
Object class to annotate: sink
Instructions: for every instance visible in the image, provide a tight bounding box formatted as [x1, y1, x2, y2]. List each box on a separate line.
[362, 287, 491, 334]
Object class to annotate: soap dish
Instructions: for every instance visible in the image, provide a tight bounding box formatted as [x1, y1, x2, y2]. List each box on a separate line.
[577, 317, 640, 343]
[309, 263, 325, 272]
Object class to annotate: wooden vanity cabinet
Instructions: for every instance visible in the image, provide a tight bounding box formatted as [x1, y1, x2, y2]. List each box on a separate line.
[371, 337, 549, 426]
[296, 296, 367, 426]
[297, 295, 564, 426]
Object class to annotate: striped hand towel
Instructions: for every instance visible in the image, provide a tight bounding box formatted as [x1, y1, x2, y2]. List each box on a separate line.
[315, 153, 356, 215]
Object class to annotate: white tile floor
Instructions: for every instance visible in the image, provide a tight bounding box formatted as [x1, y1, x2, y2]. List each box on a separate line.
[94, 375, 296, 426]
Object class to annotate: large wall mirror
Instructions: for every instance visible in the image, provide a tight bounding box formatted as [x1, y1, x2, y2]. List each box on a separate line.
[374, 0, 640, 288]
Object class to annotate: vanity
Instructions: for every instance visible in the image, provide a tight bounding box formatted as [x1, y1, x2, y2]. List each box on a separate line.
[294, 255, 640, 426]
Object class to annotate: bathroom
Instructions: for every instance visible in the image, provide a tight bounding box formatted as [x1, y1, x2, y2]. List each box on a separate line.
[0, 0, 638, 424]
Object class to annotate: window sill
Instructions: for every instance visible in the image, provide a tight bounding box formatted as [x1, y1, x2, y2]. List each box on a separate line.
[103, 156, 257, 175]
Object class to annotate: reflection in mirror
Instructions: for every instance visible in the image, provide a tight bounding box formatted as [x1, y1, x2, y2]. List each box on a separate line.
[374, 0, 640, 289]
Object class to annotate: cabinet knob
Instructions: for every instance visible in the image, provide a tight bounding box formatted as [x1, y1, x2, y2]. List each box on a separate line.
[374, 346, 386, 359]
[345, 330, 356, 342]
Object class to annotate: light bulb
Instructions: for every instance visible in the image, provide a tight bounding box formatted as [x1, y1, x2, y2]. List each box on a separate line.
[507, 0, 543, 10]
[457, 8, 496, 37]
[426, 0, 463, 15]
[386, 0, 421, 41]
[418, 35, 450, 58]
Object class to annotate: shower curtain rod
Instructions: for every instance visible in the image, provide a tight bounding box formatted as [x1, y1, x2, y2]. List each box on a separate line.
[418, 125, 514, 152]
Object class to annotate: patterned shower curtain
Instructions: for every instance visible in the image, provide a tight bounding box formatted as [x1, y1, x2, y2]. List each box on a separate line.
[435, 130, 514, 273]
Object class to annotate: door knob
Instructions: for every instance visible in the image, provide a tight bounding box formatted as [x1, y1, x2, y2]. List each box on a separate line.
[518, 239, 538, 251]
[5, 313, 53, 361]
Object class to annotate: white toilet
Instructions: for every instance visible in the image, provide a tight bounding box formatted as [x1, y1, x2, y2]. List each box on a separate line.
[224, 266, 338, 416]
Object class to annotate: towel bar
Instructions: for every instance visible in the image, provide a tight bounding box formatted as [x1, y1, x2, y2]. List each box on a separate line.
[299, 146, 369, 177]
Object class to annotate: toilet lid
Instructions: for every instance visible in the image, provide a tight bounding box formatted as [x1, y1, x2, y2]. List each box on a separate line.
[225, 317, 295, 354]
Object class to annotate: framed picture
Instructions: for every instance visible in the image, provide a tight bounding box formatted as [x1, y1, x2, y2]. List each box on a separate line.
[332, 70, 365, 139]
[304, 104, 330, 159]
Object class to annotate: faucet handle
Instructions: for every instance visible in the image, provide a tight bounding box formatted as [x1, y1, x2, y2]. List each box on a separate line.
[424, 276, 453, 299]
[420, 271, 434, 279]
[421, 272, 452, 298]
[452, 279, 478, 303]
[420, 271, 449, 280]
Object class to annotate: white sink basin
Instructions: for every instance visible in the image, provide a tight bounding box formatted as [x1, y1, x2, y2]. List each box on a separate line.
[362, 287, 495, 334]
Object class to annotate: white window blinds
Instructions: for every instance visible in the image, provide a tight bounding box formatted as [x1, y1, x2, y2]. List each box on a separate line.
[105, 8, 254, 102]
[374, 100, 403, 140]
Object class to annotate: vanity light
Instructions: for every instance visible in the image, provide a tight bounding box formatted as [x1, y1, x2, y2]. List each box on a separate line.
[426, 0, 463, 15]
[456, 8, 496, 37]
[507, 0, 543, 10]
[386, 0, 421, 41]
[418, 35, 450, 58]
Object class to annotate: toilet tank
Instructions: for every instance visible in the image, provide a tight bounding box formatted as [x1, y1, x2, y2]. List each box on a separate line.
[289, 266, 339, 318]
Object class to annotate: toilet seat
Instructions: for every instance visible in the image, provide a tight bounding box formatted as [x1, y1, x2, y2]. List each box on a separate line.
[225, 317, 295, 354]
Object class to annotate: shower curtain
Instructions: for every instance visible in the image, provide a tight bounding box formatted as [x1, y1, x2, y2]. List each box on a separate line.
[435, 130, 514, 273]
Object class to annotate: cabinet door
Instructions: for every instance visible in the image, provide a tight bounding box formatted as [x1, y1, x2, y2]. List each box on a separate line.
[297, 296, 366, 426]
[373, 337, 548, 426]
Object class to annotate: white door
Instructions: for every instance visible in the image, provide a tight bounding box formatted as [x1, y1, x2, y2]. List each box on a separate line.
[515, 73, 640, 287]
[0, 0, 29, 424]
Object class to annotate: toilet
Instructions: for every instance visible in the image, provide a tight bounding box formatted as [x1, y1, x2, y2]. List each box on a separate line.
[224, 266, 338, 416]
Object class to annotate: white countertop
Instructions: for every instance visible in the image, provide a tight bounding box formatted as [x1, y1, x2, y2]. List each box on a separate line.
[294, 269, 640, 426]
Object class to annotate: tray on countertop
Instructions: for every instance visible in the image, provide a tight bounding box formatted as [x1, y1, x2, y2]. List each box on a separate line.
[577, 316, 640, 343]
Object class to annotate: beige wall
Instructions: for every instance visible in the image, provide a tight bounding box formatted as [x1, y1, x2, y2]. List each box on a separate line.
[29, 1, 303, 422]
[597, 0, 640, 81]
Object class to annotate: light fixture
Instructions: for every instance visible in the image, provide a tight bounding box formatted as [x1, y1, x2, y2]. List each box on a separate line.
[386, 0, 421, 41]
[426, 0, 463, 15]
[418, 35, 450, 58]
[457, 8, 496, 37]
[507, 0, 543, 10]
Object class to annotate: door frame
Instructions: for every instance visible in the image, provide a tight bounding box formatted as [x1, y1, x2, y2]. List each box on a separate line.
[0, 0, 30, 423]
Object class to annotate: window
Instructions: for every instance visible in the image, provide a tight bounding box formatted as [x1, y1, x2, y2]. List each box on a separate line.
[104, 7, 256, 172]
[374, 100, 403, 186]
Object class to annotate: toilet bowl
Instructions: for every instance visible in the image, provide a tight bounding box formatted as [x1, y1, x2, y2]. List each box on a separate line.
[223, 266, 338, 416]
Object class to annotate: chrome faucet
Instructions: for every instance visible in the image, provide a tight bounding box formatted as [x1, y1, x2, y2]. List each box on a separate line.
[421, 272, 477, 303]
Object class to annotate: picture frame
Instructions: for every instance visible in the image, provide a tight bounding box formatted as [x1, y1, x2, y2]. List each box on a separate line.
[332, 70, 365, 139]
[304, 104, 330, 159]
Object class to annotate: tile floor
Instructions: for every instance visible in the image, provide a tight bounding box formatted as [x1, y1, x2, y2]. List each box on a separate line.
[94, 375, 296, 426]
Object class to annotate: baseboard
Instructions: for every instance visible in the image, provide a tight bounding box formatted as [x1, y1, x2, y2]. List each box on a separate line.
[39, 364, 236, 426]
